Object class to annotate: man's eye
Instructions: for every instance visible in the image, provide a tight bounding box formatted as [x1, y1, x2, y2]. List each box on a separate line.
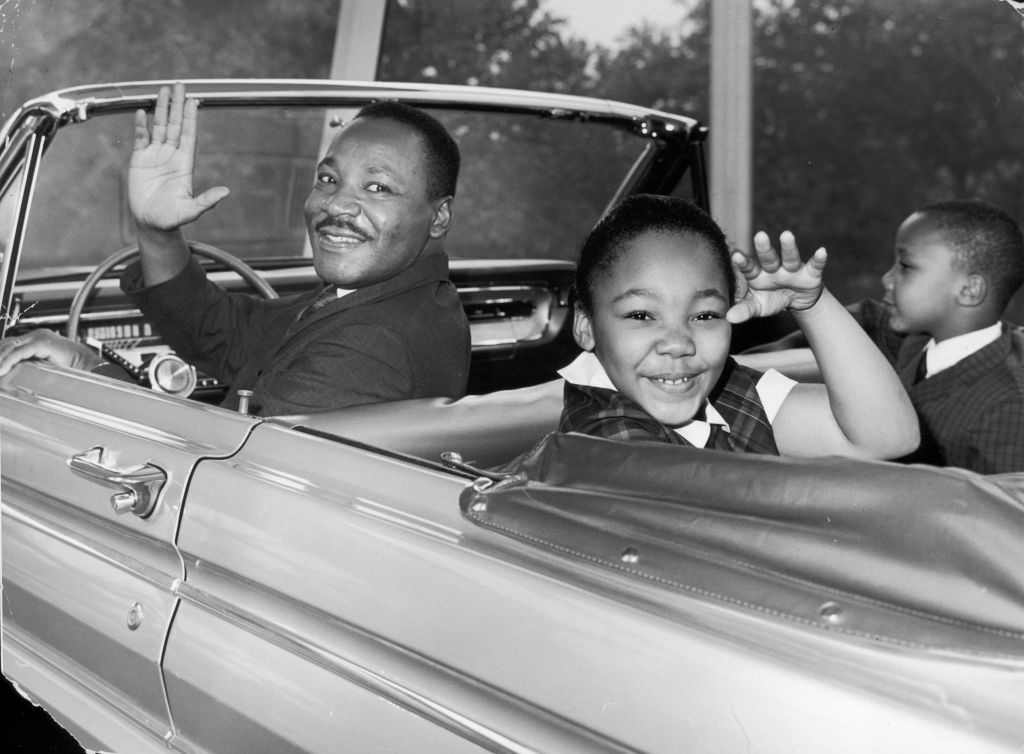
[366, 182, 392, 194]
[315, 173, 336, 186]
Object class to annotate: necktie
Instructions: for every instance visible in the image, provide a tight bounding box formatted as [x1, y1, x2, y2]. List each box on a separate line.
[706, 424, 733, 451]
[298, 284, 337, 321]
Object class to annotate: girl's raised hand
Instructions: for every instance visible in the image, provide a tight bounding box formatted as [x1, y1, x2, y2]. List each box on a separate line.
[726, 230, 827, 324]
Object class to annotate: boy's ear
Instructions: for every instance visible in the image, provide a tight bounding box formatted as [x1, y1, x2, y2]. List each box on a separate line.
[572, 304, 597, 351]
[956, 273, 988, 308]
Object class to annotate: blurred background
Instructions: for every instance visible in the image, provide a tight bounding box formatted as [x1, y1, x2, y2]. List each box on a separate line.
[0, 0, 1022, 318]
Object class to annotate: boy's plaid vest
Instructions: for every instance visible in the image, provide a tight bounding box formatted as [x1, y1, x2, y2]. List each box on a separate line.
[559, 357, 779, 455]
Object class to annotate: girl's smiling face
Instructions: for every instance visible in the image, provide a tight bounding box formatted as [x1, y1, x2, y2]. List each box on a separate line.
[573, 230, 733, 427]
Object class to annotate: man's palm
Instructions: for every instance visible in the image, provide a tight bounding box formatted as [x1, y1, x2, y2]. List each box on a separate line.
[129, 85, 228, 232]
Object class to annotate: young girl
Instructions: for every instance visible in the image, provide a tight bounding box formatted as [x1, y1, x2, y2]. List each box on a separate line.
[558, 194, 919, 459]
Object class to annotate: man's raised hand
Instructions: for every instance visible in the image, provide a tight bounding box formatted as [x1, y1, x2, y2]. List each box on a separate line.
[128, 82, 229, 232]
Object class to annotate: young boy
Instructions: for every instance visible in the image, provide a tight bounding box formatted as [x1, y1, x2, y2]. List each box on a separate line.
[745, 199, 1024, 473]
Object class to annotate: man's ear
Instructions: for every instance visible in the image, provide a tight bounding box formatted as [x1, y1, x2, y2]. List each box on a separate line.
[956, 273, 988, 308]
[572, 304, 596, 351]
[428, 197, 454, 238]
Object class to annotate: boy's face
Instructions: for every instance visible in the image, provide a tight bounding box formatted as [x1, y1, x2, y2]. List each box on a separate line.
[574, 230, 732, 427]
[881, 213, 967, 340]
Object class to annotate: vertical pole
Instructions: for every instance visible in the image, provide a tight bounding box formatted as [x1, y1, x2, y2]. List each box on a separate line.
[304, 1, 389, 257]
[329, 0, 388, 81]
[709, 0, 753, 251]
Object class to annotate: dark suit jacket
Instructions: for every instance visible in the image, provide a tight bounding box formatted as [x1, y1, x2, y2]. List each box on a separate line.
[122, 252, 470, 416]
[855, 299, 1024, 474]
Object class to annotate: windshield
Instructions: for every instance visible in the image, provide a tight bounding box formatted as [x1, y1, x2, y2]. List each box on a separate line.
[13, 103, 684, 275]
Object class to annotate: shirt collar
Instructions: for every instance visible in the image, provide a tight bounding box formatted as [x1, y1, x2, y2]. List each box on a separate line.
[923, 321, 1002, 377]
[558, 351, 728, 447]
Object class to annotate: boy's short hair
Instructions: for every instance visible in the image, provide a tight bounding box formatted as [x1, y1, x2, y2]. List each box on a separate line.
[917, 200, 1024, 311]
[353, 101, 460, 200]
[575, 194, 735, 313]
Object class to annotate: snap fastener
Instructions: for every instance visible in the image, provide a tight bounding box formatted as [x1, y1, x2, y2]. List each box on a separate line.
[620, 546, 640, 564]
[818, 601, 843, 624]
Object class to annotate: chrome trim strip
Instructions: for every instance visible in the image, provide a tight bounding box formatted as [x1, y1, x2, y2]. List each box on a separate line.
[172, 580, 637, 754]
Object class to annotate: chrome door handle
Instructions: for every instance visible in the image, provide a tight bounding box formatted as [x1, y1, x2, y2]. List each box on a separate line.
[68, 446, 167, 518]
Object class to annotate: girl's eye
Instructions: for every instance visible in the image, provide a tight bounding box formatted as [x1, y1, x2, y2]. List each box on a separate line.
[625, 311, 652, 321]
[693, 311, 723, 322]
[366, 182, 392, 194]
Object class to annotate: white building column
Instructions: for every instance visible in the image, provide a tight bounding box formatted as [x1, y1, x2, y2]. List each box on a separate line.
[709, 0, 753, 251]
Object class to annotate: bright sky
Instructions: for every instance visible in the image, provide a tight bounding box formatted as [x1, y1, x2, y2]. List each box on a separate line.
[542, 0, 687, 47]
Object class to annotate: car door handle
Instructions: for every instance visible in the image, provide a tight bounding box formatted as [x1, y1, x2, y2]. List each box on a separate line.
[68, 446, 167, 518]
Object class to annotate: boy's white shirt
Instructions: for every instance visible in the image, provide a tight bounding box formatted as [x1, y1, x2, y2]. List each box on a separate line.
[921, 322, 1002, 378]
[558, 351, 796, 448]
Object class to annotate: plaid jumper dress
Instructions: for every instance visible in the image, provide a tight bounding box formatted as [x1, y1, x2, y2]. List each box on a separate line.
[559, 357, 779, 454]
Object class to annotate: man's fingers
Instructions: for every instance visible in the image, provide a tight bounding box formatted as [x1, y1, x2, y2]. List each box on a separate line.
[150, 85, 170, 144]
[133, 109, 150, 151]
[165, 82, 186, 146]
[193, 186, 231, 215]
[178, 97, 200, 156]
[0, 335, 49, 376]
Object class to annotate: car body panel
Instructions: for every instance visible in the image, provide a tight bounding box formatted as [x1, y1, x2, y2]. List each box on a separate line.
[1, 362, 258, 746]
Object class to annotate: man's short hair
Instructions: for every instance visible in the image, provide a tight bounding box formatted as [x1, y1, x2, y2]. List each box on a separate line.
[919, 199, 1024, 312]
[354, 101, 460, 200]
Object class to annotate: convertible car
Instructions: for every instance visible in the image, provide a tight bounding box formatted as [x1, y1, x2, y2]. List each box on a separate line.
[1, 81, 1022, 753]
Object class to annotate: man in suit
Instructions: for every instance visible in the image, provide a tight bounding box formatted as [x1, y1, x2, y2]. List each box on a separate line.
[741, 199, 1024, 474]
[0, 83, 470, 415]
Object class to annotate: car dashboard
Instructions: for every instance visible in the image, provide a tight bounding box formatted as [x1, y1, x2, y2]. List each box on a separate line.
[5, 257, 579, 398]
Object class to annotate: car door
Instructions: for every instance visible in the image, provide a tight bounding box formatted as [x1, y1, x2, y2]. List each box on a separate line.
[1, 362, 257, 747]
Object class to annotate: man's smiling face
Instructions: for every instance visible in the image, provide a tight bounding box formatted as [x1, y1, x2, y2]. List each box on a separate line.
[304, 116, 452, 288]
[573, 230, 733, 427]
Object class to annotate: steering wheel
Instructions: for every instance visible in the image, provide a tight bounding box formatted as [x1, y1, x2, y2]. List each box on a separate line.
[65, 242, 277, 396]
[67, 241, 278, 342]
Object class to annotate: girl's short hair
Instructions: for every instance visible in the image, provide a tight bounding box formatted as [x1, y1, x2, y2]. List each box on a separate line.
[574, 194, 735, 312]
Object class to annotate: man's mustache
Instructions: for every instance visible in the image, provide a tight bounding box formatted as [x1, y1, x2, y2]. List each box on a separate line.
[315, 217, 368, 239]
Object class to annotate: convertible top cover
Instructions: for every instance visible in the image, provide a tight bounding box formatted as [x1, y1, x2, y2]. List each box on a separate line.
[462, 432, 1024, 658]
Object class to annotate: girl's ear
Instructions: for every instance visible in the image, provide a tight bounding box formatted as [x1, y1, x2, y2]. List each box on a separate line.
[572, 304, 596, 351]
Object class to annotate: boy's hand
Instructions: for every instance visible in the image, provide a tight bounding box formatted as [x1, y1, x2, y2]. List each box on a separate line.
[128, 82, 229, 232]
[726, 230, 828, 324]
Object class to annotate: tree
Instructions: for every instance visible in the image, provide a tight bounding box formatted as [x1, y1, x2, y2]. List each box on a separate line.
[751, 0, 1024, 311]
[1, 0, 338, 124]
[378, 0, 591, 92]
